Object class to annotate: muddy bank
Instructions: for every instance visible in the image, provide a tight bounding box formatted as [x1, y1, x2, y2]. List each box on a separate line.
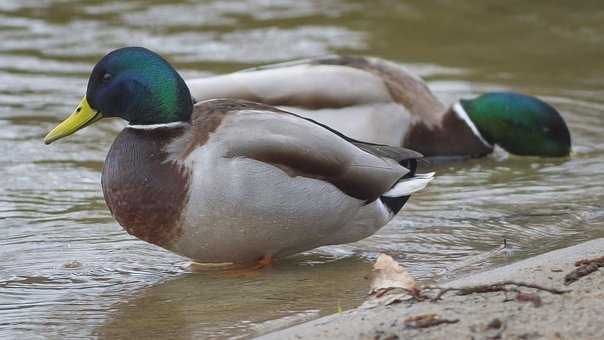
[258, 238, 604, 340]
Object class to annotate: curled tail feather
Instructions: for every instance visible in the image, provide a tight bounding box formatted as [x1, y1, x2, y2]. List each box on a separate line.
[380, 172, 434, 214]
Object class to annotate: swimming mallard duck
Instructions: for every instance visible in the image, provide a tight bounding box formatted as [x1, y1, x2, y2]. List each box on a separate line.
[186, 56, 571, 159]
[44, 47, 433, 264]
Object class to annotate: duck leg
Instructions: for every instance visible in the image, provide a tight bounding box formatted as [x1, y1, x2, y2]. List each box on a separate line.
[188, 255, 274, 277]
[253, 255, 273, 269]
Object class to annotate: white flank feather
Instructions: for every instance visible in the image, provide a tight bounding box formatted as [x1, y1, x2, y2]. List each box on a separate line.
[382, 172, 435, 197]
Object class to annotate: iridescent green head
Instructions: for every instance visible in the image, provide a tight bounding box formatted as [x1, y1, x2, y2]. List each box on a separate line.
[45, 47, 193, 144]
[87, 47, 193, 124]
[460, 92, 571, 157]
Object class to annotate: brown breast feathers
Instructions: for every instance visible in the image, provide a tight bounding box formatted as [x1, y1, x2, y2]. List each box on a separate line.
[101, 126, 190, 248]
[403, 108, 493, 158]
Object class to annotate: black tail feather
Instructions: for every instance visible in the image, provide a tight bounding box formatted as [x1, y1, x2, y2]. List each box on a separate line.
[399, 158, 417, 178]
[380, 195, 411, 215]
[381, 157, 418, 214]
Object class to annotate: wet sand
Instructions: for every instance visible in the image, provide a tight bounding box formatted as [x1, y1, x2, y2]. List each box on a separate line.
[259, 238, 604, 339]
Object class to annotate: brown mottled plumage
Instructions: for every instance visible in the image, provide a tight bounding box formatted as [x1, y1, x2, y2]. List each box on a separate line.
[312, 56, 445, 121]
[404, 108, 492, 158]
[186, 55, 492, 158]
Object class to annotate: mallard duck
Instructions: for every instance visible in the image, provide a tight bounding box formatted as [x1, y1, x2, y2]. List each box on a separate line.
[44, 47, 433, 264]
[186, 55, 571, 159]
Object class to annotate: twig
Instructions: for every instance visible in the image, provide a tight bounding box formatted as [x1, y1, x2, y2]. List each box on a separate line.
[425, 280, 569, 301]
[371, 287, 425, 300]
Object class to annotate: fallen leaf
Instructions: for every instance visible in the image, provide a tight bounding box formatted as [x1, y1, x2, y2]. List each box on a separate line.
[403, 314, 459, 329]
[575, 256, 604, 267]
[360, 254, 420, 309]
[368, 254, 417, 295]
[515, 292, 542, 307]
[564, 262, 600, 286]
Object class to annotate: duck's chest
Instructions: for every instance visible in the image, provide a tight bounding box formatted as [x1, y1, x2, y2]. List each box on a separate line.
[404, 110, 493, 158]
[101, 127, 190, 248]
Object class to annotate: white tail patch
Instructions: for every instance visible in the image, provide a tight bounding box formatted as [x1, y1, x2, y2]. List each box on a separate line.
[382, 172, 434, 197]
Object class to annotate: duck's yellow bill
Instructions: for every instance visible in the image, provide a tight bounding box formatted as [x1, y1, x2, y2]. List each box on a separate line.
[44, 96, 103, 145]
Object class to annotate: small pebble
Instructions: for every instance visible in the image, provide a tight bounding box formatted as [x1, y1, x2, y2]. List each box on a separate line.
[486, 318, 503, 329]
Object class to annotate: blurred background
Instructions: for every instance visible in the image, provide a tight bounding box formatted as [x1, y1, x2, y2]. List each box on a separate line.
[1, 0, 603, 338]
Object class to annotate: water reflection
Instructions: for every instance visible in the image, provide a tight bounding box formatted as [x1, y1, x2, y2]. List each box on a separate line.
[97, 256, 368, 339]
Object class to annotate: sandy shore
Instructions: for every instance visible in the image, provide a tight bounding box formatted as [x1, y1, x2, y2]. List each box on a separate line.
[258, 238, 604, 340]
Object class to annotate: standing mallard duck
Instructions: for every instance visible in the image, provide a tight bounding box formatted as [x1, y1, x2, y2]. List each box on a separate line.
[44, 47, 433, 264]
[187, 55, 571, 159]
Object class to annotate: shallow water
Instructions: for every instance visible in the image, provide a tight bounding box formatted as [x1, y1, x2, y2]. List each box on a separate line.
[1, 0, 603, 338]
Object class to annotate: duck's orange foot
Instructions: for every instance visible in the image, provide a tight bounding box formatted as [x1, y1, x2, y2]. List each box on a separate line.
[253, 255, 273, 270]
[191, 255, 274, 278]
[220, 256, 273, 278]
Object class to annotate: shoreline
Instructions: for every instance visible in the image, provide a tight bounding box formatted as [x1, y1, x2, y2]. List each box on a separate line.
[258, 238, 604, 339]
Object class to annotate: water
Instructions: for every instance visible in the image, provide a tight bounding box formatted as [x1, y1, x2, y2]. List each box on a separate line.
[1, 0, 603, 338]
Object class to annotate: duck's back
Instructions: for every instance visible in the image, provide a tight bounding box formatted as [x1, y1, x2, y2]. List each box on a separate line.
[186, 56, 446, 146]
[187, 56, 492, 157]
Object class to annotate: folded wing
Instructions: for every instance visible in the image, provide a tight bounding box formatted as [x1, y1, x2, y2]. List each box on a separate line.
[189, 99, 424, 203]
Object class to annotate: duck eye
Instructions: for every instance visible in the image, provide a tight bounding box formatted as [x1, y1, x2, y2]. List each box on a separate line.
[102, 73, 112, 83]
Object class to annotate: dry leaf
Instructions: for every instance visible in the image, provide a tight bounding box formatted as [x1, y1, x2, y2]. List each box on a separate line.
[368, 254, 417, 295]
[361, 254, 419, 309]
[515, 292, 542, 307]
[403, 314, 459, 329]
